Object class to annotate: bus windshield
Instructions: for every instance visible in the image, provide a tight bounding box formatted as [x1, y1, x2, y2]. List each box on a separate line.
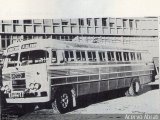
[6, 53, 19, 67]
[20, 50, 49, 66]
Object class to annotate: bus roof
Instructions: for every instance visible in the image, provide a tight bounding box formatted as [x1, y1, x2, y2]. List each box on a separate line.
[5, 39, 147, 54]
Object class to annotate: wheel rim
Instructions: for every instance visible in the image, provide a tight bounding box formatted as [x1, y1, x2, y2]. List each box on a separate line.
[60, 93, 69, 108]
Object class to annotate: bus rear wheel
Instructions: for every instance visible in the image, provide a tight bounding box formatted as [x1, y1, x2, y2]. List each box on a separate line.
[53, 89, 73, 113]
[127, 79, 141, 96]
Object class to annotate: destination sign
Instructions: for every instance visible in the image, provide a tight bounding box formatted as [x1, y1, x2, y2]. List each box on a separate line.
[21, 43, 37, 49]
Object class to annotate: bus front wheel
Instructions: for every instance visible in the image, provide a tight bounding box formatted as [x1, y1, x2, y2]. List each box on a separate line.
[53, 89, 73, 113]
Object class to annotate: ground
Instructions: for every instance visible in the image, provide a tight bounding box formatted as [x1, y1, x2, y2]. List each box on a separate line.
[1, 79, 159, 120]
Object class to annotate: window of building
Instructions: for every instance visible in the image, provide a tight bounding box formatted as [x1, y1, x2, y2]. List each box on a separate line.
[62, 22, 68, 25]
[130, 52, 136, 60]
[116, 52, 122, 61]
[99, 52, 106, 61]
[129, 20, 133, 29]
[2, 40, 5, 48]
[87, 19, 91, 26]
[79, 19, 84, 26]
[94, 19, 98, 26]
[123, 52, 129, 61]
[2, 25, 5, 32]
[76, 51, 86, 61]
[137, 53, 142, 60]
[87, 51, 96, 61]
[65, 51, 74, 61]
[102, 18, 107, 26]
[107, 51, 115, 61]
[7, 39, 10, 47]
[109, 23, 114, 27]
[123, 19, 127, 27]
[13, 20, 19, 24]
[23, 20, 32, 24]
[135, 20, 139, 28]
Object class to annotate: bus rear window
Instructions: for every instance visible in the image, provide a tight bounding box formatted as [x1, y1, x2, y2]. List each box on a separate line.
[6, 53, 18, 67]
[20, 50, 49, 66]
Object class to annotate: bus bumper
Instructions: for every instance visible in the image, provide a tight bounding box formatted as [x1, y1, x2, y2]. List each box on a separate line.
[6, 97, 50, 103]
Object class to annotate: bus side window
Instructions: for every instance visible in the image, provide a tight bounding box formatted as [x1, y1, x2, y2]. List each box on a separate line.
[137, 52, 142, 60]
[107, 51, 114, 61]
[88, 51, 96, 61]
[76, 51, 81, 61]
[116, 52, 122, 61]
[81, 51, 86, 61]
[76, 51, 86, 61]
[99, 52, 106, 61]
[130, 52, 136, 61]
[65, 51, 74, 62]
[52, 51, 57, 63]
[123, 52, 129, 61]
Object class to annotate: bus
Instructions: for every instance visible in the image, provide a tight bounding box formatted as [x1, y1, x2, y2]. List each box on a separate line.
[1, 39, 156, 113]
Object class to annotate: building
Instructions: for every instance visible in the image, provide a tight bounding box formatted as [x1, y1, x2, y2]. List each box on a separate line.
[0, 17, 158, 57]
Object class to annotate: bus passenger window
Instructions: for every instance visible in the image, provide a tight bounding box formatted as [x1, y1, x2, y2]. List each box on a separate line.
[107, 51, 114, 61]
[52, 51, 57, 63]
[130, 52, 136, 60]
[76, 51, 86, 61]
[123, 52, 129, 61]
[116, 52, 122, 61]
[137, 53, 142, 60]
[76, 51, 81, 61]
[65, 51, 74, 61]
[88, 51, 96, 61]
[81, 51, 86, 61]
[99, 52, 106, 61]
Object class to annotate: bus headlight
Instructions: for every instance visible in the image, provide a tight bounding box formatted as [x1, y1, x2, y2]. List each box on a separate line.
[29, 83, 34, 90]
[34, 83, 41, 90]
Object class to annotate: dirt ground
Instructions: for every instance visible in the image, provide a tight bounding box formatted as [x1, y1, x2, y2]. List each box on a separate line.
[12, 79, 159, 120]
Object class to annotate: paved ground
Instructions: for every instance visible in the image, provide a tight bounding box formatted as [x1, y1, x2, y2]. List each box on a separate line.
[1, 79, 159, 120]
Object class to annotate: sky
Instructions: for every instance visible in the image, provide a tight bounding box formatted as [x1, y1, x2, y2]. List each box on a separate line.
[0, 0, 159, 19]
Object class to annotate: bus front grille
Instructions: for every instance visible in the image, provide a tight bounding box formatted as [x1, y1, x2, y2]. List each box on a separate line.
[12, 79, 26, 91]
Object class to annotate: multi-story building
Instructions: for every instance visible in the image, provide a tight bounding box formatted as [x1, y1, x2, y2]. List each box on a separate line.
[0, 17, 158, 57]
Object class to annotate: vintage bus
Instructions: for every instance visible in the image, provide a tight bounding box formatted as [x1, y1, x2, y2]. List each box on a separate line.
[1, 39, 156, 113]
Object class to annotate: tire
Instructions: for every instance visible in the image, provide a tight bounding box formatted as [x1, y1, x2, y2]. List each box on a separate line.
[54, 89, 73, 113]
[128, 79, 141, 96]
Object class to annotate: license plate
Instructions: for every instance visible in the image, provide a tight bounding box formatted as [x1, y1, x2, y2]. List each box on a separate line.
[11, 91, 24, 98]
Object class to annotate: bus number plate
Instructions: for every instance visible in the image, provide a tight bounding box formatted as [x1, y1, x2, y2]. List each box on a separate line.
[11, 92, 24, 98]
